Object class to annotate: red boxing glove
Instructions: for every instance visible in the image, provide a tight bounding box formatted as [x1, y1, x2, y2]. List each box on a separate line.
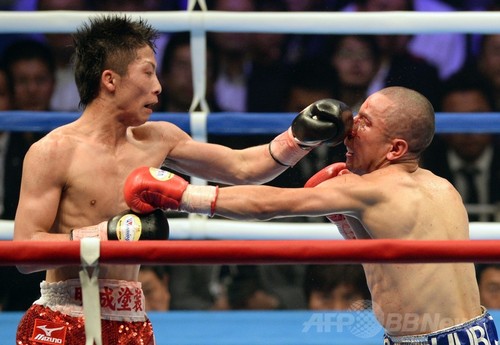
[124, 167, 189, 214]
[304, 162, 350, 188]
[124, 167, 219, 216]
[305, 163, 356, 240]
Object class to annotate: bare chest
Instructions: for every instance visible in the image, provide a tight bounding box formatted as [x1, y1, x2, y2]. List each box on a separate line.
[61, 145, 166, 221]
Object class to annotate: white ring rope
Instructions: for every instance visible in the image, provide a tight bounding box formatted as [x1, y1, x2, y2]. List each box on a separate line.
[1, 11, 500, 34]
[0, 219, 499, 240]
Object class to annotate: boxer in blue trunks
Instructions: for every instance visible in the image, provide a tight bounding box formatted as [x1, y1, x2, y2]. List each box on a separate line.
[384, 307, 498, 345]
[125, 86, 499, 345]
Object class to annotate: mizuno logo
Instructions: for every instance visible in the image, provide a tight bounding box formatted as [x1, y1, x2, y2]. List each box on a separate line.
[31, 319, 67, 345]
[36, 325, 65, 336]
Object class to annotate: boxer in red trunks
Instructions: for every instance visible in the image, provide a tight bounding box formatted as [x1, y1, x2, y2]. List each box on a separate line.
[17, 280, 155, 345]
[13, 13, 351, 344]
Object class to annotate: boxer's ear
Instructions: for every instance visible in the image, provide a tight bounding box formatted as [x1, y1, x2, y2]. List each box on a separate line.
[387, 138, 408, 161]
[101, 70, 116, 92]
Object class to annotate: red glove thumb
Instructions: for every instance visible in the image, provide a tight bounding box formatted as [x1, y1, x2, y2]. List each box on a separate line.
[304, 162, 350, 188]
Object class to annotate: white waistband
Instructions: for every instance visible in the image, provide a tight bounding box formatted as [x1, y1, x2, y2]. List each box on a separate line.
[34, 279, 146, 322]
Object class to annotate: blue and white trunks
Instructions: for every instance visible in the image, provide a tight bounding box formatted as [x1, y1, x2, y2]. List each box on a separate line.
[384, 308, 498, 345]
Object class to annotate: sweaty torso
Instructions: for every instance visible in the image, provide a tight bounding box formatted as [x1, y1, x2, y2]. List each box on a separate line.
[346, 166, 481, 335]
[44, 122, 175, 283]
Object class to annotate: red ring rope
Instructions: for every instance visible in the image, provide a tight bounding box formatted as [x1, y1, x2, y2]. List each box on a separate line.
[1, 239, 500, 265]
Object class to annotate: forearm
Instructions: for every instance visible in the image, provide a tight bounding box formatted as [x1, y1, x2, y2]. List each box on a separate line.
[221, 127, 315, 185]
[233, 143, 300, 184]
[125, 167, 301, 219]
[213, 185, 293, 221]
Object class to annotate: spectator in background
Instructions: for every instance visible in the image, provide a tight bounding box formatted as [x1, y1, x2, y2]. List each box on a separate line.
[281, 0, 330, 65]
[478, 33, 500, 111]
[0, 38, 53, 311]
[1, 38, 55, 220]
[138, 266, 171, 311]
[461, 1, 500, 59]
[207, 0, 293, 150]
[168, 265, 230, 310]
[206, 0, 294, 114]
[37, 0, 89, 111]
[342, 0, 467, 80]
[207, 0, 293, 114]
[207, 0, 255, 113]
[304, 264, 371, 310]
[158, 32, 220, 113]
[422, 67, 500, 221]
[476, 264, 500, 310]
[0, 1, 36, 57]
[169, 265, 288, 310]
[256, 264, 307, 309]
[247, 0, 291, 113]
[341, 0, 445, 108]
[328, 35, 380, 113]
[369, 29, 442, 108]
[226, 266, 282, 310]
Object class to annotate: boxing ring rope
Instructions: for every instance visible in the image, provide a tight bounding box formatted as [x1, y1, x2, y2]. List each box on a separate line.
[1, 219, 500, 240]
[1, 10, 500, 34]
[1, 112, 500, 134]
[1, 9, 500, 345]
[3, 239, 500, 266]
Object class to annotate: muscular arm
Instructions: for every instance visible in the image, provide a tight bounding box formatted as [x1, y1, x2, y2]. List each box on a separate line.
[159, 98, 352, 185]
[150, 121, 290, 185]
[165, 137, 289, 185]
[213, 174, 364, 220]
[14, 139, 71, 273]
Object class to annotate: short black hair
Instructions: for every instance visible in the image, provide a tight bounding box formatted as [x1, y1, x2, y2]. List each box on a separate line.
[72, 14, 158, 108]
[440, 66, 496, 112]
[476, 263, 500, 283]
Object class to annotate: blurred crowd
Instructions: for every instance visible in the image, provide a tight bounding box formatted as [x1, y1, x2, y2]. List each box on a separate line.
[1, 0, 500, 314]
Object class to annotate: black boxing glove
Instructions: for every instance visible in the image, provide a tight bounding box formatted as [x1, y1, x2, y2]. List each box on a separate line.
[269, 99, 353, 167]
[70, 209, 169, 241]
[292, 99, 353, 148]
